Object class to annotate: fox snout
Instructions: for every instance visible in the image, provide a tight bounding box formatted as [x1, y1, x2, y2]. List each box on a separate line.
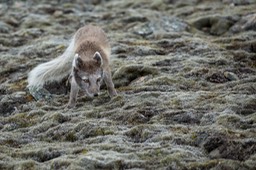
[87, 85, 100, 97]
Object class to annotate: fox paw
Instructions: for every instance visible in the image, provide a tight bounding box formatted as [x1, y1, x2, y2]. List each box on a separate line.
[66, 102, 76, 109]
[109, 89, 118, 98]
[28, 86, 52, 101]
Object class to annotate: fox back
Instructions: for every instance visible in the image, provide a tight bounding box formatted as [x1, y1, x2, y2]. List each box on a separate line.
[75, 25, 111, 63]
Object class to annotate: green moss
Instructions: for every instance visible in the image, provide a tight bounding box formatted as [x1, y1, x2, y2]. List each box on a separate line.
[150, 0, 166, 10]
[84, 110, 101, 118]
[63, 3, 76, 8]
[138, 148, 166, 161]
[94, 127, 114, 136]
[124, 125, 155, 142]
[117, 86, 135, 92]
[1, 0, 256, 169]
[145, 76, 178, 86]
[84, 126, 115, 138]
[18, 160, 38, 170]
[246, 112, 256, 123]
[188, 160, 219, 169]
[65, 132, 77, 142]
[73, 148, 88, 155]
[6, 113, 37, 129]
[50, 159, 71, 170]
[190, 132, 197, 140]
[169, 98, 183, 109]
[217, 114, 242, 127]
[80, 149, 88, 155]
[2, 139, 20, 148]
[160, 155, 185, 168]
[102, 95, 125, 110]
[121, 39, 152, 46]
[141, 92, 161, 98]
[8, 79, 27, 92]
[99, 144, 117, 151]
[51, 113, 70, 123]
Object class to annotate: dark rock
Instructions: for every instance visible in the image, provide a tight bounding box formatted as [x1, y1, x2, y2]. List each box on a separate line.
[113, 64, 158, 87]
[206, 72, 229, 83]
[192, 16, 236, 35]
[203, 135, 225, 153]
[0, 21, 12, 33]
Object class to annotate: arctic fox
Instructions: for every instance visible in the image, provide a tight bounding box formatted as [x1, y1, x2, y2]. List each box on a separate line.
[27, 25, 117, 108]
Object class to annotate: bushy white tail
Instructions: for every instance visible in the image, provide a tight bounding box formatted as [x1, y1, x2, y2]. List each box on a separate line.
[27, 37, 75, 87]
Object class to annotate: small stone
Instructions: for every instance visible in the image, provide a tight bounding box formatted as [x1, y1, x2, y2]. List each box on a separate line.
[0, 21, 11, 33]
[133, 23, 154, 37]
[192, 16, 234, 35]
[224, 71, 239, 81]
[28, 86, 52, 101]
[14, 91, 26, 98]
[0, 122, 3, 129]
[4, 16, 19, 27]
[21, 104, 30, 112]
[53, 10, 63, 17]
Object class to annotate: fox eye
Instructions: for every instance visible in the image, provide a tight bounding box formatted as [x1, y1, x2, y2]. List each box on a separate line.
[83, 79, 89, 83]
[97, 78, 101, 83]
[81, 77, 89, 83]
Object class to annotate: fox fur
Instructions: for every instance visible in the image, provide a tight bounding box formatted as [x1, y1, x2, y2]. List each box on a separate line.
[27, 25, 117, 108]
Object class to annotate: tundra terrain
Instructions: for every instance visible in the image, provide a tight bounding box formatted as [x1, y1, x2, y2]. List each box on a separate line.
[0, 0, 256, 169]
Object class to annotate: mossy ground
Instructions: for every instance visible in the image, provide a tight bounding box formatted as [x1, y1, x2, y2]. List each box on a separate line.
[0, 0, 256, 169]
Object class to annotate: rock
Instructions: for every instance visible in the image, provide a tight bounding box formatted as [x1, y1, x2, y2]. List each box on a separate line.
[112, 64, 158, 87]
[53, 10, 64, 17]
[133, 23, 154, 37]
[132, 15, 189, 37]
[28, 86, 52, 101]
[192, 16, 235, 35]
[231, 13, 256, 33]
[13, 91, 26, 98]
[222, 0, 256, 5]
[4, 16, 19, 27]
[0, 21, 12, 33]
[224, 71, 239, 81]
[206, 72, 229, 83]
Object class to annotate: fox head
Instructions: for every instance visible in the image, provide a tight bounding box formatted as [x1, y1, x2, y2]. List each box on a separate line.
[72, 52, 104, 97]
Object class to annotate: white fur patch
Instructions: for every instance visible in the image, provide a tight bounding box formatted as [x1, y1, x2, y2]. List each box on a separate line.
[95, 51, 101, 57]
[94, 51, 103, 66]
[82, 77, 89, 81]
[73, 53, 79, 68]
[27, 36, 76, 87]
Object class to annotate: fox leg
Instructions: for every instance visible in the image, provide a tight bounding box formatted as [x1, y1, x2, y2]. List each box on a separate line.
[103, 68, 117, 97]
[67, 77, 79, 108]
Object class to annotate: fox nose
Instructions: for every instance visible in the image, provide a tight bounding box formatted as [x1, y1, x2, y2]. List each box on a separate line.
[93, 93, 98, 97]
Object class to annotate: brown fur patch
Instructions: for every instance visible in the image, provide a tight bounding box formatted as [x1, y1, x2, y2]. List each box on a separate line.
[75, 40, 109, 70]
[74, 25, 110, 70]
[81, 59, 101, 73]
[76, 40, 105, 58]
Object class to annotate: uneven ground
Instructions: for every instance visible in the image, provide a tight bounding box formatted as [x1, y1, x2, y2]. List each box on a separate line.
[0, 0, 256, 169]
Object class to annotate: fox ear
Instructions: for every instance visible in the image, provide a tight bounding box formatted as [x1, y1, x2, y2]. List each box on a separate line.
[73, 53, 83, 69]
[93, 51, 103, 67]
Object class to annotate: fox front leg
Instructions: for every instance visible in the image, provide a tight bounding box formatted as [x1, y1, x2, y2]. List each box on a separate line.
[67, 77, 79, 108]
[103, 69, 117, 97]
